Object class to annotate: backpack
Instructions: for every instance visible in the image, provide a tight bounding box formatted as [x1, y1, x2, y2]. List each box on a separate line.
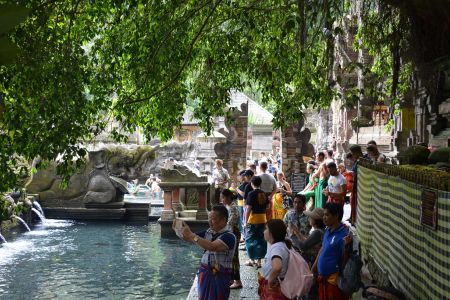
[338, 251, 363, 295]
[279, 248, 314, 298]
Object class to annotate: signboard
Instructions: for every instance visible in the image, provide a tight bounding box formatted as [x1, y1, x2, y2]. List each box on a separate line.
[401, 107, 416, 131]
[291, 173, 307, 194]
[421, 189, 438, 230]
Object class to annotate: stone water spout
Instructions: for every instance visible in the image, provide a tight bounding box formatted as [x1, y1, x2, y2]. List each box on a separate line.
[32, 201, 45, 217]
[31, 207, 46, 224]
[12, 215, 31, 232]
[0, 233, 7, 244]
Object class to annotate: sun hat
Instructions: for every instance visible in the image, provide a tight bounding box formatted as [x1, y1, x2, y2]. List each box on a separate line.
[304, 208, 324, 220]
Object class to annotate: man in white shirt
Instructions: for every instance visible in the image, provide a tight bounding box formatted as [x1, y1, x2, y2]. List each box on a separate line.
[212, 159, 230, 204]
[258, 162, 277, 219]
[323, 162, 347, 206]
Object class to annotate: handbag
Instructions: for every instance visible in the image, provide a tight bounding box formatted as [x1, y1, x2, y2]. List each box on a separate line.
[282, 195, 293, 209]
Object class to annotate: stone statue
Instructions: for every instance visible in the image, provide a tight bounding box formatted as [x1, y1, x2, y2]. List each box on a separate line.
[83, 150, 128, 208]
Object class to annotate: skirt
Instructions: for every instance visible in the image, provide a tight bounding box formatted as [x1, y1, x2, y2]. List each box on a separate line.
[245, 223, 267, 260]
[273, 193, 287, 220]
[317, 274, 349, 300]
[197, 264, 232, 300]
[232, 227, 241, 281]
[314, 178, 328, 209]
[258, 273, 289, 300]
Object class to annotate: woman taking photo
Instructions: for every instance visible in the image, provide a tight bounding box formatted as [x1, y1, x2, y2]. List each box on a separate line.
[289, 207, 325, 265]
[258, 219, 291, 300]
[273, 172, 292, 220]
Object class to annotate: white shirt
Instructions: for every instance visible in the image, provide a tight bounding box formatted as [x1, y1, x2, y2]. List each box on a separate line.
[327, 173, 347, 193]
[262, 242, 290, 279]
[259, 172, 277, 193]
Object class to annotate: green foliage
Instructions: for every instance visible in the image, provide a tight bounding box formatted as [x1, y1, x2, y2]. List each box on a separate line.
[428, 147, 450, 164]
[0, 196, 12, 221]
[0, 0, 418, 193]
[398, 145, 430, 165]
[355, 1, 412, 107]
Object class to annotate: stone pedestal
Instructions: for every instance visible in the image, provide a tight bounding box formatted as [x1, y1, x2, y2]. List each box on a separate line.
[160, 186, 174, 221]
[196, 187, 209, 220]
[172, 187, 182, 212]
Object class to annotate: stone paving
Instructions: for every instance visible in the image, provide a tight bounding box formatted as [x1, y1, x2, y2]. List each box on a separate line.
[187, 244, 259, 299]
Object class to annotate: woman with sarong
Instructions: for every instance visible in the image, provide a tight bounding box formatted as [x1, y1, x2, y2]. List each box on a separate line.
[244, 176, 269, 268]
[272, 172, 292, 220]
[312, 161, 329, 209]
[300, 163, 318, 208]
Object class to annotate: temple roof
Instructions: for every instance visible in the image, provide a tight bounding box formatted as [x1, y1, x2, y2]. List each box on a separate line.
[182, 91, 273, 126]
[229, 91, 273, 125]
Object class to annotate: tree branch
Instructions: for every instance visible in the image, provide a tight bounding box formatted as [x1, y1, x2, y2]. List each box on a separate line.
[123, 0, 224, 105]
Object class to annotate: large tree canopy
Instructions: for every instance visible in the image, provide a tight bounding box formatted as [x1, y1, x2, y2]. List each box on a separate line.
[1, 0, 436, 192]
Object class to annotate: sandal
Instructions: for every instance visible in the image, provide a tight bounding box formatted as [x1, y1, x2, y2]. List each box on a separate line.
[244, 261, 254, 267]
[230, 283, 243, 289]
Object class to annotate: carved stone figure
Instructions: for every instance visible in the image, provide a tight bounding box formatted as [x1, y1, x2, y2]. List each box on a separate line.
[83, 151, 129, 207]
[26, 143, 199, 208]
[185, 188, 199, 209]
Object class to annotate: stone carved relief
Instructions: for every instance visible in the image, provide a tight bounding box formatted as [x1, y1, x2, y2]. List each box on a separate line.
[185, 188, 199, 209]
[215, 103, 249, 180]
[83, 151, 128, 206]
[26, 143, 198, 208]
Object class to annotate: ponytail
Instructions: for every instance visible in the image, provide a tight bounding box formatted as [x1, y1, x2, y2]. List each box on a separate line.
[284, 238, 293, 249]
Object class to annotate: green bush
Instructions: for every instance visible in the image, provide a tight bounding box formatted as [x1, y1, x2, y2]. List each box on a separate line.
[398, 145, 430, 165]
[428, 147, 450, 164]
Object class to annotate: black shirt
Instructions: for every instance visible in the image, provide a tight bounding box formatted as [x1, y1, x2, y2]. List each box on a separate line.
[244, 183, 254, 201]
[237, 182, 248, 200]
[245, 189, 268, 214]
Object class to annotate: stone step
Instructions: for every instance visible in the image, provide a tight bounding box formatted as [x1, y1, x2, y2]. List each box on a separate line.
[178, 210, 198, 218]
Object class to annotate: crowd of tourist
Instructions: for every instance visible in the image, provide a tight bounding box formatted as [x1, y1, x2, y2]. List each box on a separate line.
[174, 141, 388, 299]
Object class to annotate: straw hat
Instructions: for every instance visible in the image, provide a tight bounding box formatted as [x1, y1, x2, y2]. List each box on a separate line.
[304, 208, 324, 220]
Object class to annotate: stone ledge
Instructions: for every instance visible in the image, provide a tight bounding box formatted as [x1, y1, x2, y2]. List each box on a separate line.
[43, 208, 126, 220]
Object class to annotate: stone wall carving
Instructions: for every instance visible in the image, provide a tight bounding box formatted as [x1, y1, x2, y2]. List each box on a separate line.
[282, 120, 314, 181]
[215, 102, 249, 180]
[26, 143, 198, 208]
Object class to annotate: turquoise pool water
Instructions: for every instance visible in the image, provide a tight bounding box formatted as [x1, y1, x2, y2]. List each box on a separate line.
[0, 220, 200, 299]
